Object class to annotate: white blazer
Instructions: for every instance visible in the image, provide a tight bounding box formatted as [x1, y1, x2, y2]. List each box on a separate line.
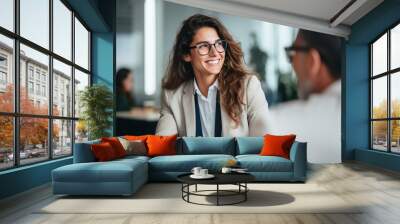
[155, 75, 269, 137]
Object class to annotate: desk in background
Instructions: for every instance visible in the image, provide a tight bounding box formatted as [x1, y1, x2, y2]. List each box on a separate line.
[116, 107, 160, 136]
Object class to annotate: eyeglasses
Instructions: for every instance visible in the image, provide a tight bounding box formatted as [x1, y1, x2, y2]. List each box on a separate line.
[284, 45, 310, 62]
[189, 39, 228, 56]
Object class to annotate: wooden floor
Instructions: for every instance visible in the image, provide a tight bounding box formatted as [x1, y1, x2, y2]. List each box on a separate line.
[1, 162, 400, 224]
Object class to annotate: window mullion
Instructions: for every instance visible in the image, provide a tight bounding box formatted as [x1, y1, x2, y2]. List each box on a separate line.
[71, 10, 76, 155]
[48, 0, 54, 160]
[14, 0, 20, 167]
[388, 30, 391, 153]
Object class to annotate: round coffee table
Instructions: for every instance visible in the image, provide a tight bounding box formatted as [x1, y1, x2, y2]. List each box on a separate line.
[177, 172, 255, 206]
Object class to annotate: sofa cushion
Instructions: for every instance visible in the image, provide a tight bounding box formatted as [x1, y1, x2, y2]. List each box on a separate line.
[148, 154, 235, 172]
[53, 158, 147, 183]
[91, 142, 118, 161]
[236, 155, 293, 172]
[101, 137, 127, 158]
[180, 137, 235, 155]
[260, 134, 296, 159]
[147, 135, 177, 157]
[236, 137, 263, 155]
[118, 137, 148, 156]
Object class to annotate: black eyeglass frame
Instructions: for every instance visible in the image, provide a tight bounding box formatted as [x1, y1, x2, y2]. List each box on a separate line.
[189, 39, 228, 56]
[284, 45, 311, 62]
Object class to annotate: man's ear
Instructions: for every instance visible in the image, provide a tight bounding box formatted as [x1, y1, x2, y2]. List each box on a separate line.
[308, 49, 321, 78]
[183, 54, 191, 62]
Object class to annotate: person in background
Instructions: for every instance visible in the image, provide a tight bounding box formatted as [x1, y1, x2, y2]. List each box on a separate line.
[116, 68, 136, 111]
[267, 29, 343, 164]
[156, 14, 269, 137]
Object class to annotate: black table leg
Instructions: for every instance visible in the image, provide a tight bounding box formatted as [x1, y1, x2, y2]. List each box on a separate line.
[245, 183, 247, 201]
[217, 184, 219, 206]
[195, 184, 197, 192]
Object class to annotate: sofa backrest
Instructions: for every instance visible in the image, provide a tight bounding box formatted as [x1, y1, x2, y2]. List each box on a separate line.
[179, 137, 236, 155]
[235, 137, 264, 155]
[73, 139, 100, 163]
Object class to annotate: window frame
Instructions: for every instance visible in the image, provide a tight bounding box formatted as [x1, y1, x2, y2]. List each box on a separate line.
[0, 0, 92, 171]
[370, 20, 400, 154]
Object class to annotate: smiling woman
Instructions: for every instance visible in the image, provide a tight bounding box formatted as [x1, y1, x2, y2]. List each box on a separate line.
[156, 14, 269, 137]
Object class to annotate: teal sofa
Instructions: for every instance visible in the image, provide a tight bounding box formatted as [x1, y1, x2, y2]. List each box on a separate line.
[52, 137, 307, 196]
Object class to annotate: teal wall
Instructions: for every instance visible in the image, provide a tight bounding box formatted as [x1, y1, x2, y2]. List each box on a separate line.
[344, 0, 400, 171]
[0, 158, 72, 199]
[0, 0, 115, 200]
[92, 32, 115, 135]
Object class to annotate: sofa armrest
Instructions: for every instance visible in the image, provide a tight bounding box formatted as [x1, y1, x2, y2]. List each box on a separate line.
[73, 140, 100, 163]
[289, 141, 307, 181]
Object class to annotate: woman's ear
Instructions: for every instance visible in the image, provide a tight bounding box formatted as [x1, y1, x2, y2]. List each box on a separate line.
[183, 54, 192, 62]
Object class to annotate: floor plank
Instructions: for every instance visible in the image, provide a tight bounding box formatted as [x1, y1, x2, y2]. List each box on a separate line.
[1, 162, 400, 224]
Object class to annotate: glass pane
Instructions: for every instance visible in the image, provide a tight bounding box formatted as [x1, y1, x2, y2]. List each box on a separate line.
[0, 0, 14, 31]
[53, 59, 72, 117]
[372, 77, 387, 119]
[391, 120, 400, 153]
[20, 117, 49, 165]
[0, 116, 13, 170]
[20, 44, 49, 115]
[74, 18, 89, 70]
[0, 34, 14, 112]
[74, 69, 89, 118]
[391, 72, 400, 118]
[20, 0, 49, 49]
[372, 121, 388, 151]
[75, 120, 88, 143]
[372, 33, 387, 76]
[391, 24, 400, 70]
[53, 119, 72, 157]
[53, 0, 72, 60]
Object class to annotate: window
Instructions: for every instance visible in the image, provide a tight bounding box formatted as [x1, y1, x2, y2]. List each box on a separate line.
[0, 35, 13, 113]
[0, 0, 91, 170]
[53, 0, 72, 60]
[28, 81, 34, 94]
[20, 0, 49, 49]
[42, 85, 46, 97]
[74, 18, 90, 70]
[35, 70, 40, 81]
[0, 55, 7, 67]
[371, 23, 400, 154]
[28, 67, 34, 80]
[0, 71, 6, 85]
[0, 0, 14, 32]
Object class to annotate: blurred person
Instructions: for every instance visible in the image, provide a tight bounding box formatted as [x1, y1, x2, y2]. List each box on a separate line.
[156, 14, 269, 137]
[116, 68, 136, 111]
[267, 29, 343, 163]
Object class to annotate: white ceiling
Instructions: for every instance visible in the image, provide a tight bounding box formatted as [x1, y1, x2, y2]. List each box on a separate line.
[225, 0, 353, 23]
[165, 0, 384, 38]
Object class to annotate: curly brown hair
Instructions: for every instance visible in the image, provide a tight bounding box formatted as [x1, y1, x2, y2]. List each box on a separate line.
[162, 14, 252, 125]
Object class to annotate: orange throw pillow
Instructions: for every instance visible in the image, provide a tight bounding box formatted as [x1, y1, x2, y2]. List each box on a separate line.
[260, 134, 296, 159]
[146, 135, 177, 157]
[124, 135, 148, 142]
[101, 137, 127, 158]
[91, 142, 118, 161]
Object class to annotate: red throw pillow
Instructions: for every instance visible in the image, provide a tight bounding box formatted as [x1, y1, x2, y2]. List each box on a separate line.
[259, 134, 296, 159]
[146, 135, 177, 157]
[91, 142, 118, 161]
[101, 137, 127, 158]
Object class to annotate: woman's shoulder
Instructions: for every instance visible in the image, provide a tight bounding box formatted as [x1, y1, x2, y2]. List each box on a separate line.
[243, 74, 261, 88]
[162, 80, 192, 99]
